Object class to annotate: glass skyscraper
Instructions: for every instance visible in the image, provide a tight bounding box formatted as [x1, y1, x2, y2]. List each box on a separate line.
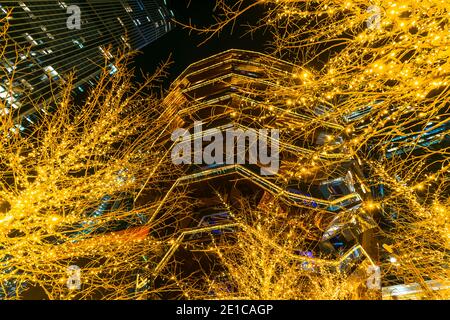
[0, 0, 173, 127]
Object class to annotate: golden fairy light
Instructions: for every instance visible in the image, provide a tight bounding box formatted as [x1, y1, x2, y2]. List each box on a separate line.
[0, 13, 190, 299]
[1, 0, 449, 300]
[169, 0, 450, 299]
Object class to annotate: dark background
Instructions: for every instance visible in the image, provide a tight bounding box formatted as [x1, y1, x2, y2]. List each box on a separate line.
[133, 0, 271, 89]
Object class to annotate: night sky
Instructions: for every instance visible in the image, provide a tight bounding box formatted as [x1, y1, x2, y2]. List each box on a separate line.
[132, 0, 271, 89]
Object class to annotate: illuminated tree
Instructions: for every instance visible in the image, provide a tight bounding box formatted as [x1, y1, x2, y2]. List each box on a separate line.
[173, 200, 375, 300]
[178, 0, 450, 298]
[0, 14, 189, 299]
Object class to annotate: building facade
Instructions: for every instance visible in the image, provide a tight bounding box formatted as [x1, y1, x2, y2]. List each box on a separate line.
[0, 0, 173, 128]
[135, 49, 378, 298]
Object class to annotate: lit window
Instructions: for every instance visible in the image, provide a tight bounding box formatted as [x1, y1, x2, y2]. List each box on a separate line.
[0, 3, 7, 15]
[98, 46, 113, 59]
[19, 2, 31, 12]
[72, 39, 84, 48]
[120, 36, 131, 48]
[158, 8, 165, 19]
[117, 17, 124, 27]
[58, 1, 67, 9]
[10, 124, 25, 133]
[20, 79, 33, 91]
[24, 32, 38, 46]
[109, 63, 118, 75]
[46, 32, 55, 40]
[0, 108, 9, 116]
[44, 65, 59, 80]
[137, 0, 144, 10]
[0, 86, 17, 104]
[2, 59, 14, 73]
